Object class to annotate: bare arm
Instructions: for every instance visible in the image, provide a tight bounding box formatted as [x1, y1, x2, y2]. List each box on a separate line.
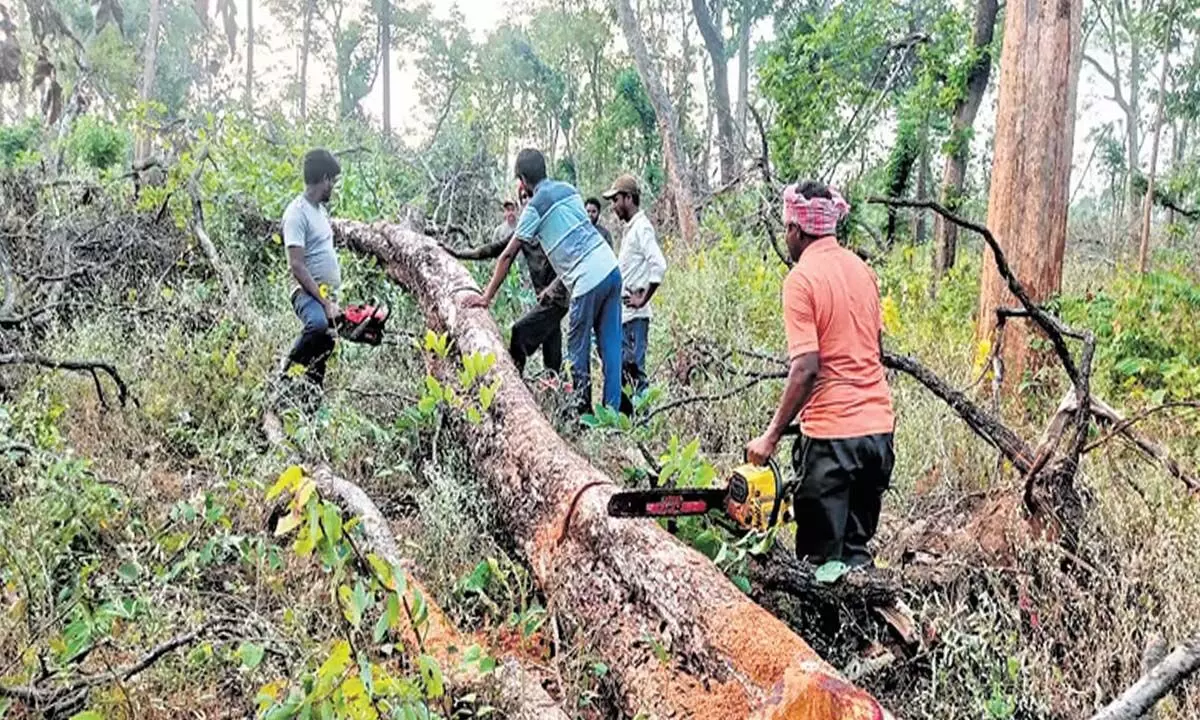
[746, 352, 820, 465]
[537, 276, 564, 304]
[444, 238, 508, 261]
[287, 246, 337, 317]
[463, 236, 523, 308]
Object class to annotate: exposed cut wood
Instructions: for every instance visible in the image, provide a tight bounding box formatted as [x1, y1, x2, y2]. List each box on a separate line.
[334, 218, 890, 719]
[261, 412, 569, 720]
[1089, 631, 1200, 720]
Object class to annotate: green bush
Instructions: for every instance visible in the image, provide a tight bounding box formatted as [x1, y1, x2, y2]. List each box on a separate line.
[66, 115, 129, 171]
[0, 119, 43, 168]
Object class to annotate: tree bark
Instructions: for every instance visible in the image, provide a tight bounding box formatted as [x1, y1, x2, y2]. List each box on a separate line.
[691, 0, 737, 185]
[736, 3, 750, 140]
[381, 0, 390, 134]
[299, 0, 313, 122]
[334, 218, 889, 719]
[615, 0, 699, 245]
[933, 0, 998, 279]
[912, 131, 929, 244]
[245, 0, 254, 111]
[1089, 631, 1200, 720]
[135, 0, 163, 164]
[1138, 19, 1171, 274]
[976, 0, 1081, 385]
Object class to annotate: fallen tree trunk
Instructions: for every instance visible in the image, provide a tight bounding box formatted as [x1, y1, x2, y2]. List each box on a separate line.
[335, 218, 889, 719]
[262, 413, 568, 720]
[1089, 630, 1200, 720]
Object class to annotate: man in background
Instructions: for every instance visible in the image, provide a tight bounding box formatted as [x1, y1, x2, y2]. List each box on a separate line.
[604, 174, 666, 411]
[444, 196, 567, 375]
[281, 149, 342, 391]
[463, 149, 622, 414]
[585, 197, 614, 247]
[745, 180, 895, 568]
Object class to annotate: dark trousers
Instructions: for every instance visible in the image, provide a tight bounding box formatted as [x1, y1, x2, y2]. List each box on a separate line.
[567, 268, 623, 413]
[619, 318, 649, 414]
[791, 433, 894, 566]
[287, 292, 335, 386]
[510, 301, 566, 375]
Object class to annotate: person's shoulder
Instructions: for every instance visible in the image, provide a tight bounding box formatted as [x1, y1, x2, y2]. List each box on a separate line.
[282, 194, 308, 223]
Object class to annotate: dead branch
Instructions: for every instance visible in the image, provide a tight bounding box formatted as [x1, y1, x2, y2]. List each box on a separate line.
[0, 352, 131, 408]
[1089, 398, 1200, 493]
[1089, 631, 1200, 720]
[747, 105, 791, 267]
[0, 623, 214, 711]
[186, 146, 245, 313]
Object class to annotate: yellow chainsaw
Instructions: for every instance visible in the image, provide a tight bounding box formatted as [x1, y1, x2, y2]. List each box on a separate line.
[608, 455, 793, 533]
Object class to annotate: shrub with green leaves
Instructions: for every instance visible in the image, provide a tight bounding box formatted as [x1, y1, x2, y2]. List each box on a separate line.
[66, 115, 129, 171]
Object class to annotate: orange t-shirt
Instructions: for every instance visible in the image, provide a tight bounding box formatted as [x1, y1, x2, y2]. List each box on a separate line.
[782, 237, 894, 439]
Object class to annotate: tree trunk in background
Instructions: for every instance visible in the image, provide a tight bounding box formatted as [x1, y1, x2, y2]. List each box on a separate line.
[692, 0, 736, 185]
[299, 0, 313, 122]
[245, 0, 254, 111]
[977, 0, 1081, 386]
[135, 0, 163, 164]
[933, 0, 998, 279]
[335, 217, 889, 719]
[381, 0, 391, 134]
[1138, 22, 1171, 274]
[736, 5, 750, 141]
[1126, 36, 1141, 252]
[615, 0, 698, 244]
[912, 136, 929, 243]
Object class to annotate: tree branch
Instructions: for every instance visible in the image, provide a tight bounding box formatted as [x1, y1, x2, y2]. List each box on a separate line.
[0, 353, 131, 408]
[1089, 631, 1200, 720]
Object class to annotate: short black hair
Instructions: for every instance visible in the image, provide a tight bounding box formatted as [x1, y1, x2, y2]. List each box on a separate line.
[303, 149, 340, 186]
[584, 197, 601, 211]
[795, 179, 832, 200]
[502, 199, 516, 209]
[514, 148, 547, 186]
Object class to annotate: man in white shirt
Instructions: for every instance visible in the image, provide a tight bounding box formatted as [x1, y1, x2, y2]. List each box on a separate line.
[603, 174, 666, 412]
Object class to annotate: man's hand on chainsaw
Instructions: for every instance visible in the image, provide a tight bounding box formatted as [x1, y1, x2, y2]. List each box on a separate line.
[322, 299, 341, 323]
[745, 433, 778, 467]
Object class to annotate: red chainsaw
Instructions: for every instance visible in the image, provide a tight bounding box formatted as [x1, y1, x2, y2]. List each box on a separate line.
[335, 302, 390, 345]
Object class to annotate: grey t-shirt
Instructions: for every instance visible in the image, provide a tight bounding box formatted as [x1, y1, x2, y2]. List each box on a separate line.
[282, 193, 341, 296]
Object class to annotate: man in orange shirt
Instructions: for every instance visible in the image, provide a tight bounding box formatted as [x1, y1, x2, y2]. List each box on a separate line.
[746, 180, 895, 567]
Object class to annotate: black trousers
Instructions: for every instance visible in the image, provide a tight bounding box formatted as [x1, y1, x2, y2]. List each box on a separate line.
[510, 301, 566, 375]
[791, 432, 894, 566]
[287, 293, 336, 387]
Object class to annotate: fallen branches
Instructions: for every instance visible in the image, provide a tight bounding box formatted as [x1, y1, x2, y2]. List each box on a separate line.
[1089, 631, 1200, 720]
[186, 146, 245, 313]
[261, 413, 569, 720]
[337, 218, 889, 719]
[0, 623, 215, 714]
[0, 352, 131, 407]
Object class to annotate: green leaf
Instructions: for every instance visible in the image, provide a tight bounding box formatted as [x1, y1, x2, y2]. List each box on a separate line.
[321, 504, 343, 545]
[237, 642, 265, 670]
[267, 465, 304, 500]
[813, 560, 850, 584]
[424, 376, 443, 401]
[68, 712, 104, 720]
[117, 562, 141, 582]
[418, 654, 445, 698]
[465, 407, 482, 424]
[591, 662, 609, 677]
[411, 588, 429, 629]
[377, 593, 401, 642]
[731, 575, 752, 594]
[461, 560, 492, 594]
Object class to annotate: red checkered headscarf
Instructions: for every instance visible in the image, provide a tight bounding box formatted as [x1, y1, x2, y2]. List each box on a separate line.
[782, 183, 850, 237]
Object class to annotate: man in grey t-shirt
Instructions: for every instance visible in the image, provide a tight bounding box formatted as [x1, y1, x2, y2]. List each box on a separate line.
[281, 149, 342, 388]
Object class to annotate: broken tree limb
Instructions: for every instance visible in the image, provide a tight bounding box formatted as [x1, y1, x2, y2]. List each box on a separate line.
[335, 218, 890, 720]
[1089, 631, 1200, 720]
[1088, 398, 1200, 493]
[0, 352, 131, 407]
[261, 412, 569, 720]
[186, 146, 245, 314]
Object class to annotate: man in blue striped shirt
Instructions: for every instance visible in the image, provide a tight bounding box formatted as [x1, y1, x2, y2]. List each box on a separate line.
[463, 149, 623, 414]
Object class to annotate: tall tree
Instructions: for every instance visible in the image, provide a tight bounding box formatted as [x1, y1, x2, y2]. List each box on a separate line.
[691, 0, 736, 184]
[614, 0, 698, 244]
[932, 0, 999, 278]
[380, 0, 390, 134]
[1084, 0, 1152, 250]
[245, 0, 254, 110]
[735, 0, 750, 137]
[977, 0, 1082, 383]
[299, 0, 313, 121]
[136, 0, 164, 163]
[1137, 6, 1174, 273]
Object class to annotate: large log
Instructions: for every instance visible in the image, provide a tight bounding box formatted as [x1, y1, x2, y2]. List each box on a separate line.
[336, 219, 890, 720]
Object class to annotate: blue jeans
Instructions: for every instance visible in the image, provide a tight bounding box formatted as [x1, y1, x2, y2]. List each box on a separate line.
[622, 318, 650, 396]
[567, 268, 623, 413]
[287, 292, 335, 386]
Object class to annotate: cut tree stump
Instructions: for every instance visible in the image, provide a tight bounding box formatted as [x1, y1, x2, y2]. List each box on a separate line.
[336, 218, 891, 720]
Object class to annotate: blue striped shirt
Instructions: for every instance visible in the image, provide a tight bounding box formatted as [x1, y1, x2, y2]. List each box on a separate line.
[515, 180, 618, 298]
